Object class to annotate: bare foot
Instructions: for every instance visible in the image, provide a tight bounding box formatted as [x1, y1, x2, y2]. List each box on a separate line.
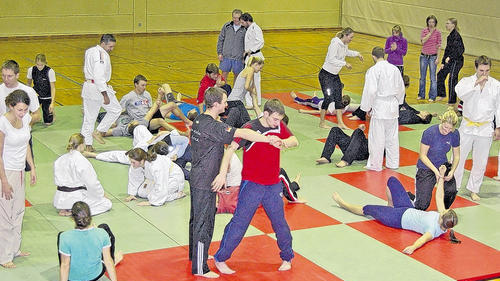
[278, 260, 292, 271]
[114, 251, 124, 266]
[436, 96, 444, 101]
[290, 91, 297, 99]
[312, 91, 317, 97]
[319, 122, 331, 129]
[195, 271, 220, 278]
[137, 201, 151, 206]
[82, 151, 97, 158]
[335, 160, 349, 168]
[348, 116, 360, 120]
[332, 192, 345, 208]
[215, 261, 235, 274]
[58, 209, 72, 216]
[289, 199, 307, 204]
[471, 192, 481, 201]
[85, 145, 95, 152]
[177, 191, 187, 199]
[493, 176, 500, 181]
[316, 157, 330, 165]
[16, 251, 30, 257]
[1, 261, 16, 268]
[92, 131, 106, 144]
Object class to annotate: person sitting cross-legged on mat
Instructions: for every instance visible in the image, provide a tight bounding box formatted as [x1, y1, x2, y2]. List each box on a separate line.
[332, 165, 460, 255]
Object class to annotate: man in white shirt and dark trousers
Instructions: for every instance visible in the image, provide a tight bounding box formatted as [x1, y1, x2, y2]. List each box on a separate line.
[217, 9, 246, 82]
[453, 55, 500, 201]
[80, 34, 121, 152]
[240, 12, 264, 107]
[360, 47, 405, 172]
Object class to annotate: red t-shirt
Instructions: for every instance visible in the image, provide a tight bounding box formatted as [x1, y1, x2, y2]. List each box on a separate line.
[197, 74, 225, 104]
[235, 119, 293, 185]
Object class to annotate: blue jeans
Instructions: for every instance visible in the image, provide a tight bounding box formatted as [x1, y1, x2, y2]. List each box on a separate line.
[418, 54, 437, 100]
[214, 180, 294, 262]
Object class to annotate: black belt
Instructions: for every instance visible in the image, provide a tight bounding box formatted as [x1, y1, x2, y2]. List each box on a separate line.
[244, 49, 261, 60]
[57, 186, 87, 192]
[421, 53, 437, 57]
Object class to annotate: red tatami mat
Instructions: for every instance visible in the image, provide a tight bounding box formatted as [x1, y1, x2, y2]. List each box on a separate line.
[262, 91, 413, 131]
[25, 199, 32, 207]
[465, 156, 498, 179]
[316, 137, 420, 167]
[348, 220, 500, 281]
[331, 170, 477, 210]
[115, 235, 341, 281]
[249, 200, 341, 234]
[169, 121, 189, 132]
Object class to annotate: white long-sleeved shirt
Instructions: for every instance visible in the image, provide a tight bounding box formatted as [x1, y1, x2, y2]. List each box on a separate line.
[360, 60, 405, 119]
[322, 37, 360, 75]
[245, 22, 264, 56]
[455, 75, 500, 137]
[53, 150, 106, 208]
[82, 44, 112, 98]
[143, 155, 185, 206]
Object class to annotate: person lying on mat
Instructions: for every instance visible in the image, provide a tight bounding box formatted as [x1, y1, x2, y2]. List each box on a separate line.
[332, 165, 459, 255]
[291, 91, 357, 116]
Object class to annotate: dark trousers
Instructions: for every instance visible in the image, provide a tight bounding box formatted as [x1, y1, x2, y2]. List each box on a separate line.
[24, 135, 33, 172]
[279, 168, 300, 202]
[437, 60, 463, 104]
[39, 97, 54, 124]
[396, 65, 404, 77]
[320, 128, 369, 164]
[415, 166, 457, 210]
[214, 181, 294, 262]
[189, 186, 217, 275]
[222, 100, 250, 128]
[318, 68, 343, 110]
[351, 106, 366, 121]
[57, 223, 115, 281]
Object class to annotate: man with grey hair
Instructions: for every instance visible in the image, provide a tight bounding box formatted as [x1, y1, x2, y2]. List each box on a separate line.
[360, 46, 405, 171]
[217, 9, 246, 82]
[80, 34, 121, 152]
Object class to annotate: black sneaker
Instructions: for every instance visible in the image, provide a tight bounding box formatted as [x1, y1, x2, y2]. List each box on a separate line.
[406, 191, 416, 201]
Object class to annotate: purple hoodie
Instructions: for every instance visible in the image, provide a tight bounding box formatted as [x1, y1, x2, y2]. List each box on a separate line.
[385, 35, 408, 66]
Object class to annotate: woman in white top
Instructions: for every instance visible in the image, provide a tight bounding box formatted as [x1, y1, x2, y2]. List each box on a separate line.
[333, 165, 459, 255]
[223, 56, 263, 128]
[0, 90, 36, 268]
[125, 142, 186, 206]
[53, 133, 112, 216]
[318, 27, 363, 130]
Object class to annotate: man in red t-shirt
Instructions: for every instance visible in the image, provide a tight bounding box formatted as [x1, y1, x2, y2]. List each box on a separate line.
[213, 99, 299, 274]
[197, 63, 228, 112]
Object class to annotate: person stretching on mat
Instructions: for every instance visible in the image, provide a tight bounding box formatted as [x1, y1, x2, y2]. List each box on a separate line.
[332, 165, 459, 255]
[316, 124, 369, 167]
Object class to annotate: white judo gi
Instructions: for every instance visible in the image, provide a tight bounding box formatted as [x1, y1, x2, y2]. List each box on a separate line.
[53, 150, 112, 215]
[454, 75, 500, 193]
[80, 44, 121, 146]
[360, 60, 405, 171]
[244, 22, 264, 107]
[132, 155, 185, 206]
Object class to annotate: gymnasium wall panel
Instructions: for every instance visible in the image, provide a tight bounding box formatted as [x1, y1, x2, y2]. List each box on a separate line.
[0, 0, 340, 37]
[342, 0, 500, 59]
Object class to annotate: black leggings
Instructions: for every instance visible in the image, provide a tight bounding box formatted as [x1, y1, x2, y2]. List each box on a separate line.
[415, 163, 457, 210]
[318, 68, 343, 110]
[279, 168, 300, 202]
[58, 223, 116, 281]
[437, 60, 463, 104]
[320, 128, 369, 164]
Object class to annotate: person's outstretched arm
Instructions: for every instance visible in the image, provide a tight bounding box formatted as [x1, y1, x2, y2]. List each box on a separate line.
[402, 232, 433, 255]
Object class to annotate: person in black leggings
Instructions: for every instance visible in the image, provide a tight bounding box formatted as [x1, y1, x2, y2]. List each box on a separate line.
[316, 124, 369, 167]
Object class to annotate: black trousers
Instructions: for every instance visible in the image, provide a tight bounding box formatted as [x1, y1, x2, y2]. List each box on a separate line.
[189, 186, 217, 275]
[437, 60, 463, 104]
[39, 97, 54, 124]
[351, 106, 366, 121]
[279, 168, 300, 202]
[396, 65, 404, 77]
[318, 68, 343, 110]
[57, 223, 116, 281]
[415, 165, 457, 210]
[223, 100, 250, 128]
[320, 128, 369, 164]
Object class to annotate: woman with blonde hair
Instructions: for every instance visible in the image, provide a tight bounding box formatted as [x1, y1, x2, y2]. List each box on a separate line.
[318, 27, 363, 129]
[411, 108, 460, 210]
[26, 53, 56, 125]
[53, 133, 112, 216]
[385, 25, 408, 76]
[436, 18, 465, 104]
[0, 90, 36, 268]
[223, 56, 263, 127]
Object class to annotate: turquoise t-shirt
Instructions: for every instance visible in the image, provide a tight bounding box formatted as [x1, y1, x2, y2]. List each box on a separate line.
[59, 228, 111, 281]
[401, 209, 446, 239]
